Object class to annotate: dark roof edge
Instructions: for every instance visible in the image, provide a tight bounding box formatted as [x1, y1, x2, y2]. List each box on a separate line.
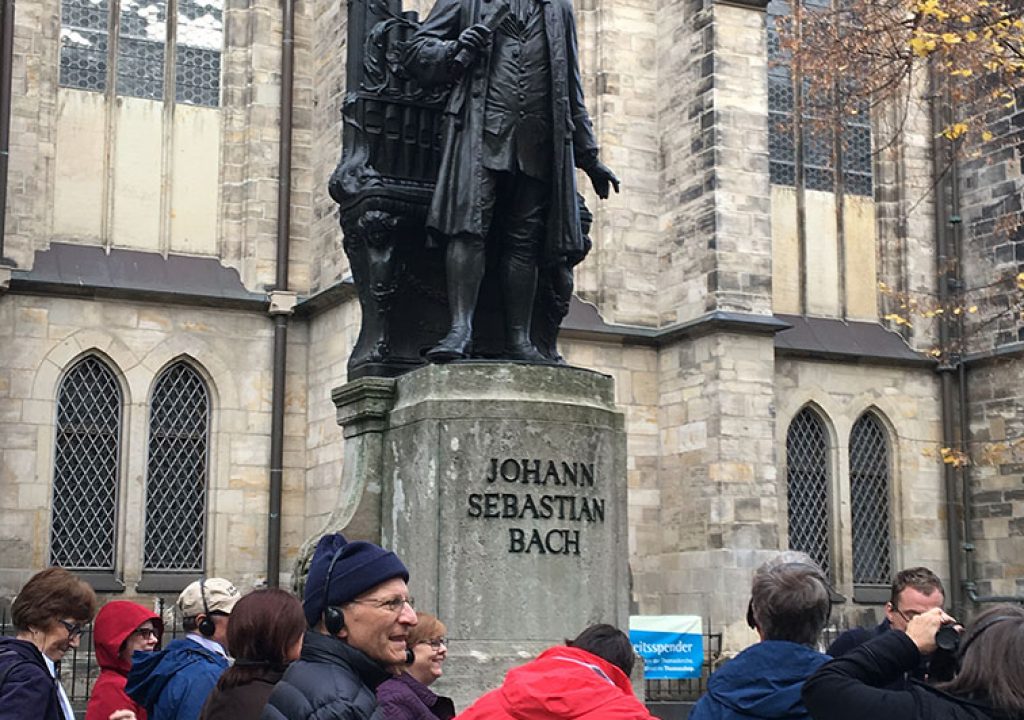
[293, 278, 358, 318]
[774, 344, 935, 368]
[7, 277, 268, 312]
[963, 341, 1024, 368]
[559, 304, 790, 347]
[9, 242, 268, 311]
[774, 313, 934, 368]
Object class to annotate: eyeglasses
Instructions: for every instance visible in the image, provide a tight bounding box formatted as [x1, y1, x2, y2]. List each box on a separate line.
[893, 606, 928, 623]
[419, 637, 448, 650]
[131, 627, 160, 640]
[349, 596, 415, 613]
[58, 620, 84, 640]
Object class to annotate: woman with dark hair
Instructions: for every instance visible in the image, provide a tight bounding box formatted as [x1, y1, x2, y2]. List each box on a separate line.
[197, 588, 306, 720]
[0, 567, 97, 720]
[457, 623, 654, 720]
[85, 601, 163, 720]
[376, 612, 456, 720]
[803, 604, 1024, 720]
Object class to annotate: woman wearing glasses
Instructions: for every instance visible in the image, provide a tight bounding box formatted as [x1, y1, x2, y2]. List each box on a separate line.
[85, 601, 164, 720]
[376, 613, 456, 720]
[0, 567, 97, 720]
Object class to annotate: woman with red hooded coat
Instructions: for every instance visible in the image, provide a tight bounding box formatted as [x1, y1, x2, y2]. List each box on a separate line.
[457, 624, 654, 720]
[86, 601, 163, 720]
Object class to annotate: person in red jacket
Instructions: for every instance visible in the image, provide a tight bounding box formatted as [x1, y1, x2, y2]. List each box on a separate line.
[86, 601, 163, 720]
[457, 624, 654, 720]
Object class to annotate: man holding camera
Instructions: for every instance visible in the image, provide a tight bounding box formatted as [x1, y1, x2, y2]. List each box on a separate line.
[827, 566, 953, 683]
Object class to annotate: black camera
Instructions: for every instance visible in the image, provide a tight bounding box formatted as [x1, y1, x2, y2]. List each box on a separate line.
[928, 623, 961, 682]
[935, 623, 960, 653]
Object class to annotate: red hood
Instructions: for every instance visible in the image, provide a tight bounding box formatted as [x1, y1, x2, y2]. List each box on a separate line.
[493, 646, 649, 720]
[94, 601, 163, 674]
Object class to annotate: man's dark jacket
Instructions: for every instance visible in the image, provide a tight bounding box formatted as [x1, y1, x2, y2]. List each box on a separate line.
[827, 619, 956, 685]
[400, 0, 599, 266]
[689, 641, 830, 720]
[0, 637, 67, 720]
[804, 632, 1002, 720]
[261, 630, 392, 720]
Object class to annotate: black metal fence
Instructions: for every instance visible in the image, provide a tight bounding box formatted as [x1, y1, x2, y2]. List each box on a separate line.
[644, 630, 723, 702]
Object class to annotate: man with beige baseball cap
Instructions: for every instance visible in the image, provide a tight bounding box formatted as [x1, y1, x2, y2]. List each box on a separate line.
[127, 577, 241, 720]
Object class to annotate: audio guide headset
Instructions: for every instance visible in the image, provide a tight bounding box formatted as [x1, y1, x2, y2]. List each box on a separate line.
[198, 577, 216, 637]
[322, 545, 347, 636]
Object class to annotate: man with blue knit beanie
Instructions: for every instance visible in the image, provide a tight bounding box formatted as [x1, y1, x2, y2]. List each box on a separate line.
[262, 533, 417, 720]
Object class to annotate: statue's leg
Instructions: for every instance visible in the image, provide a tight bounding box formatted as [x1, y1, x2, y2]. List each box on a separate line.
[426, 235, 487, 362]
[501, 175, 548, 362]
[427, 171, 497, 362]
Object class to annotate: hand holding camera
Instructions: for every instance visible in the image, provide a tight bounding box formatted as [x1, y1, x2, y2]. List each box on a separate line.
[905, 606, 960, 654]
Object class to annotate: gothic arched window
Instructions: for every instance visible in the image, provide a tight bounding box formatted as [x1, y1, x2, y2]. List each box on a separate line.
[51, 356, 122, 570]
[143, 361, 210, 571]
[849, 412, 893, 586]
[786, 407, 833, 577]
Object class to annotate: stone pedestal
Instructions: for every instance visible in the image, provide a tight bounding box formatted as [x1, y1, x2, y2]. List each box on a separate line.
[329, 362, 628, 708]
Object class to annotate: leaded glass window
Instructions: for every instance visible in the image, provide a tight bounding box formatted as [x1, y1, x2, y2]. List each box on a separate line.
[51, 356, 122, 570]
[144, 362, 210, 571]
[60, 0, 110, 92]
[117, 0, 167, 101]
[176, 0, 224, 107]
[767, 0, 873, 196]
[849, 413, 893, 586]
[59, 0, 223, 107]
[786, 407, 833, 578]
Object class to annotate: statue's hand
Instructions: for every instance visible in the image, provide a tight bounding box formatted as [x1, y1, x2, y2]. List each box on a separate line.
[586, 161, 620, 200]
[458, 24, 492, 52]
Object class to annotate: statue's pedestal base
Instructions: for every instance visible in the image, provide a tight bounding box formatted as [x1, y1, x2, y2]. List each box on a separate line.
[328, 362, 628, 708]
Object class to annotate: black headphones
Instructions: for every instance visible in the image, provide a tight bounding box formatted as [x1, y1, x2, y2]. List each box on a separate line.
[322, 546, 347, 636]
[197, 577, 216, 637]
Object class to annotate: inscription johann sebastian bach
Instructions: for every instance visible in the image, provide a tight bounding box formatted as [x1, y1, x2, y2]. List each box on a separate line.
[466, 458, 607, 555]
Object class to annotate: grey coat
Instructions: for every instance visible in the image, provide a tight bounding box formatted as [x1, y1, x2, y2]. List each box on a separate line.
[402, 0, 598, 265]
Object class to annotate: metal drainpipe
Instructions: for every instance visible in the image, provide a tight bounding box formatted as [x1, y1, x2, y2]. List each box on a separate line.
[267, 0, 296, 588]
[0, 0, 15, 261]
[949, 137, 976, 609]
[929, 62, 964, 619]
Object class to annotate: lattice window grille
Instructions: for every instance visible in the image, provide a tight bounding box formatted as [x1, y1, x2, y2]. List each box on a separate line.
[51, 356, 122, 570]
[60, 0, 222, 107]
[60, 0, 111, 92]
[767, 0, 873, 197]
[786, 407, 833, 579]
[176, 0, 224, 107]
[849, 413, 893, 586]
[144, 362, 210, 571]
[116, 0, 167, 100]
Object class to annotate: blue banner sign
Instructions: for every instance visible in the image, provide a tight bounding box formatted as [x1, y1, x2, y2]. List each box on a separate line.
[629, 615, 703, 679]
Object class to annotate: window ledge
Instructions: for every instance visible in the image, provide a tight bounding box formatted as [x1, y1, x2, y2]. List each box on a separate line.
[76, 572, 126, 593]
[136, 572, 201, 594]
[853, 585, 890, 604]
